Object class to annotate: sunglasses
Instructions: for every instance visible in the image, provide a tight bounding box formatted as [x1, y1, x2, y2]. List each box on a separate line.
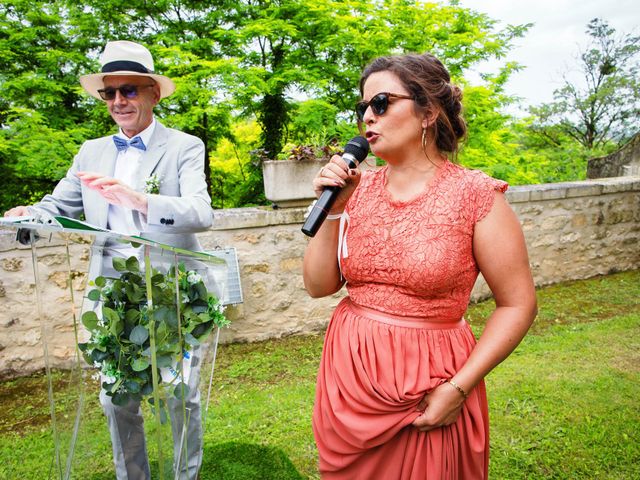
[97, 84, 155, 101]
[355, 92, 414, 121]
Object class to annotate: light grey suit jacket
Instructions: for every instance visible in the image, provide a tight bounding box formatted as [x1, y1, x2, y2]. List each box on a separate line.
[33, 120, 213, 254]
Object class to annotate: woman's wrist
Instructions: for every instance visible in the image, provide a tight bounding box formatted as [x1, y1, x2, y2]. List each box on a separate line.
[447, 379, 469, 399]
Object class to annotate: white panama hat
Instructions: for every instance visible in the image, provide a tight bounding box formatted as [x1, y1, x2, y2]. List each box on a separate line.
[80, 40, 176, 100]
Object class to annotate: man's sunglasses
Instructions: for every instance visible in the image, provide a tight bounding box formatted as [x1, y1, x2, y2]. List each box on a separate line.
[97, 84, 155, 101]
[355, 92, 414, 121]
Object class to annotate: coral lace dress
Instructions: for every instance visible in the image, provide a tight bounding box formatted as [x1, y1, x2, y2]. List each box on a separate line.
[312, 161, 507, 479]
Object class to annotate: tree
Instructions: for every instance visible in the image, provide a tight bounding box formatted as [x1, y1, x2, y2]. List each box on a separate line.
[529, 18, 640, 150]
[1, 0, 532, 210]
[0, 1, 109, 211]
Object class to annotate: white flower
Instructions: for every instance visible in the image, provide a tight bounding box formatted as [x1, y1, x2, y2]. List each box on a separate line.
[187, 272, 202, 285]
[181, 293, 190, 304]
[91, 372, 100, 381]
[103, 374, 117, 384]
[143, 174, 161, 194]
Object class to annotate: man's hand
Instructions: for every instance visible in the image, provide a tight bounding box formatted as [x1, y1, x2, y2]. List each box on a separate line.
[4, 206, 30, 217]
[77, 171, 148, 215]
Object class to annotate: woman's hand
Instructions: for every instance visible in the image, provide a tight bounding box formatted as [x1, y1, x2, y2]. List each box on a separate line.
[312, 154, 362, 213]
[411, 382, 466, 432]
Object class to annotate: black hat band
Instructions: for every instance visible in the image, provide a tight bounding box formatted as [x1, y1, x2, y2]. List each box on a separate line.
[101, 60, 153, 74]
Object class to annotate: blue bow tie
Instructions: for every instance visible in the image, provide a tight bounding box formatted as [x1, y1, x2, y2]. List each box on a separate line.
[113, 136, 146, 152]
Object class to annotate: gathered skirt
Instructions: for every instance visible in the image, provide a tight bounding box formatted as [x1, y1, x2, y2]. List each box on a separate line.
[313, 298, 489, 479]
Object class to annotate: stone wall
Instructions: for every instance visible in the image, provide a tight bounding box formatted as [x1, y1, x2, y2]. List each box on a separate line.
[588, 134, 640, 178]
[1, 175, 639, 379]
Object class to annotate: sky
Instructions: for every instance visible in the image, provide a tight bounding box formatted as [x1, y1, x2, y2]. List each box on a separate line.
[457, 0, 639, 116]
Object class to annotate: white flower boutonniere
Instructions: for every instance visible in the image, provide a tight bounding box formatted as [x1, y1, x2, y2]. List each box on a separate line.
[144, 174, 161, 194]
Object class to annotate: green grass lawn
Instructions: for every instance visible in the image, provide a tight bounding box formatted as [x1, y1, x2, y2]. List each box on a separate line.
[1, 270, 638, 479]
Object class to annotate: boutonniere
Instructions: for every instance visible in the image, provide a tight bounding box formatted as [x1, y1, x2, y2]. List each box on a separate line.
[143, 174, 161, 194]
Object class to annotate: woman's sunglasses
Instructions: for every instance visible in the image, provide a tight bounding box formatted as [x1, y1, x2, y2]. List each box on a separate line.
[97, 84, 155, 101]
[355, 92, 414, 121]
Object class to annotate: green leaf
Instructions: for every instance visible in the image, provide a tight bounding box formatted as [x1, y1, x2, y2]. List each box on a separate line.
[130, 325, 149, 345]
[110, 376, 124, 394]
[195, 283, 208, 300]
[148, 398, 168, 424]
[125, 283, 144, 303]
[112, 257, 127, 272]
[124, 379, 141, 393]
[159, 406, 168, 424]
[184, 332, 200, 346]
[125, 309, 140, 324]
[193, 318, 214, 335]
[140, 382, 153, 396]
[81, 351, 93, 366]
[102, 381, 115, 391]
[130, 241, 141, 248]
[126, 256, 140, 272]
[156, 322, 169, 342]
[87, 289, 101, 301]
[131, 357, 150, 372]
[94, 276, 106, 287]
[81, 311, 99, 330]
[102, 307, 120, 326]
[111, 391, 131, 406]
[191, 304, 207, 314]
[173, 382, 191, 401]
[156, 306, 179, 328]
[91, 350, 110, 362]
[156, 355, 174, 368]
[109, 315, 124, 336]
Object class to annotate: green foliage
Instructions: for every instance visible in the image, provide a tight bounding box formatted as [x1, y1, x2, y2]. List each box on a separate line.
[5, 4, 635, 209]
[529, 18, 640, 149]
[209, 120, 266, 208]
[1, 0, 529, 211]
[78, 256, 228, 410]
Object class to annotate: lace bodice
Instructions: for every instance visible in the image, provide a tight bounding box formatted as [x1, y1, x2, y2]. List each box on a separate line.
[341, 161, 508, 320]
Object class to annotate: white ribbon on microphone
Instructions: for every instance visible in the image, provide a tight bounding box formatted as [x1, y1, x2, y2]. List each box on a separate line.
[337, 211, 350, 280]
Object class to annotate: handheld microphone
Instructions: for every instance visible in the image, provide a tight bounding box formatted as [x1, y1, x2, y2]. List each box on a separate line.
[301, 136, 369, 237]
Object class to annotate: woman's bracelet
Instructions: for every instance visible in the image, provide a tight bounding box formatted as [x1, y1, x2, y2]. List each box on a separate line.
[447, 379, 469, 399]
[326, 212, 344, 220]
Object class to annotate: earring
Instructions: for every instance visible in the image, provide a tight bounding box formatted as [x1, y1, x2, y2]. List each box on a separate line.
[421, 126, 440, 169]
[421, 127, 428, 152]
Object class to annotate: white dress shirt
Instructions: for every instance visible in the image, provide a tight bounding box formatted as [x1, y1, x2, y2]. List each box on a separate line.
[107, 118, 156, 259]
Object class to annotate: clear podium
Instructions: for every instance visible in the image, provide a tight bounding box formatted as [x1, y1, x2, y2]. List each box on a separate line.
[0, 216, 242, 479]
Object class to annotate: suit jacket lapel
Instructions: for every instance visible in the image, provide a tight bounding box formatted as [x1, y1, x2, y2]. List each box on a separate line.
[135, 121, 168, 191]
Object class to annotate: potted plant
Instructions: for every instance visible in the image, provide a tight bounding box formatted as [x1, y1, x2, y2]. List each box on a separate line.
[261, 142, 377, 208]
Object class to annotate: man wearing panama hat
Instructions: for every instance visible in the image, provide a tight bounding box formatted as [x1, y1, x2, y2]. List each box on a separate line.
[5, 40, 212, 479]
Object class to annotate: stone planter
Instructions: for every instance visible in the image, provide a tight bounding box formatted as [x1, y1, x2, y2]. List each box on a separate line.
[262, 158, 377, 208]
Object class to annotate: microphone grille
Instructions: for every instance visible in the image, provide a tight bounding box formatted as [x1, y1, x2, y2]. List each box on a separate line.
[344, 136, 370, 161]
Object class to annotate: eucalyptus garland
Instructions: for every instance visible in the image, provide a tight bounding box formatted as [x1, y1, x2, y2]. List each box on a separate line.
[79, 255, 229, 407]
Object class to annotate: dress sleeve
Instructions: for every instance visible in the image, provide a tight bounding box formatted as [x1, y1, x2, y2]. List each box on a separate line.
[472, 172, 508, 224]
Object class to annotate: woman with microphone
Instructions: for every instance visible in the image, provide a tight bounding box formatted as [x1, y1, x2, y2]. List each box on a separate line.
[303, 53, 537, 479]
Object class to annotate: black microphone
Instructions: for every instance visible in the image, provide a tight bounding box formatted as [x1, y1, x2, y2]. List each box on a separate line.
[301, 136, 370, 237]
